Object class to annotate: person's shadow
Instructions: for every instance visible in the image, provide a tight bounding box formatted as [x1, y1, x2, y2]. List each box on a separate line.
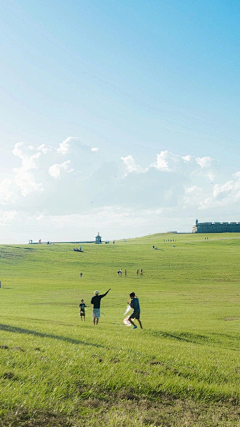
[0, 324, 104, 348]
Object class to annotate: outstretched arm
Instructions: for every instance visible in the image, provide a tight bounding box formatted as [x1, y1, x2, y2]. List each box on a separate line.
[101, 288, 111, 298]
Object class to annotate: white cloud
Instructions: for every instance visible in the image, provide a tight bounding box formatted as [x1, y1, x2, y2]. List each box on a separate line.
[151, 151, 170, 171]
[13, 142, 41, 168]
[206, 172, 215, 182]
[121, 155, 147, 176]
[37, 144, 52, 154]
[182, 186, 203, 209]
[36, 213, 45, 221]
[151, 151, 194, 172]
[185, 185, 202, 194]
[14, 168, 43, 196]
[0, 179, 16, 205]
[212, 181, 234, 198]
[199, 173, 240, 210]
[196, 156, 213, 168]
[0, 143, 43, 199]
[182, 155, 192, 162]
[0, 209, 17, 226]
[57, 137, 78, 155]
[3, 139, 240, 243]
[49, 160, 72, 179]
[12, 142, 43, 196]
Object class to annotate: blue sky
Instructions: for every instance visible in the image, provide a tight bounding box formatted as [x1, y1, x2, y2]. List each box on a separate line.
[1, 0, 240, 243]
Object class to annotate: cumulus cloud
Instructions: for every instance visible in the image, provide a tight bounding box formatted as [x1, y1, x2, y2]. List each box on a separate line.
[0, 146, 220, 215]
[0, 209, 17, 226]
[57, 136, 78, 155]
[0, 179, 16, 205]
[14, 168, 43, 197]
[121, 155, 147, 176]
[37, 144, 52, 154]
[12, 142, 43, 197]
[185, 185, 202, 194]
[49, 161, 73, 179]
[151, 150, 171, 171]
[2, 140, 240, 242]
[13, 142, 41, 169]
[150, 152, 214, 176]
[182, 185, 203, 208]
[196, 156, 213, 168]
[150, 151, 199, 173]
[199, 172, 240, 210]
[182, 155, 192, 162]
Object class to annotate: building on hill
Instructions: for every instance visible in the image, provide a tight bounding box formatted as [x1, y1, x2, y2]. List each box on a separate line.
[95, 232, 102, 244]
[192, 219, 240, 233]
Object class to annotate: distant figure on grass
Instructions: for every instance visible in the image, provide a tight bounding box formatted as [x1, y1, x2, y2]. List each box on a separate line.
[79, 299, 88, 321]
[136, 270, 139, 276]
[80, 272, 83, 278]
[117, 269, 122, 276]
[128, 292, 143, 330]
[125, 269, 127, 276]
[91, 289, 111, 325]
[140, 269, 143, 275]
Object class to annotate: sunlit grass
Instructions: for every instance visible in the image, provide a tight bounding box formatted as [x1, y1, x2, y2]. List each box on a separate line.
[1, 233, 240, 425]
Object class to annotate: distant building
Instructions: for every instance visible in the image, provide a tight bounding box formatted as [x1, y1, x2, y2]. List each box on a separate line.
[192, 219, 240, 233]
[95, 232, 102, 244]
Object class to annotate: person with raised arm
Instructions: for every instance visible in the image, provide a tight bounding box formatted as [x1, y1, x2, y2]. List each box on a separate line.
[91, 288, 111, 325]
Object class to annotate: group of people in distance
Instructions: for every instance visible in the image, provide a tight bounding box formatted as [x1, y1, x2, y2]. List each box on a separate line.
[117, 269, 143, 276]
[117, 269, 126, 276]
[79, 289, 142, 329]
[136, 269, 143, 276]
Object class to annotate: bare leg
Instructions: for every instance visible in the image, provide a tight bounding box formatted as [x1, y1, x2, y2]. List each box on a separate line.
[96, 318, 99, 325]
[137, 319, 143, 329]
[93, 317, 96, 325]
[128, 317, 136, 327]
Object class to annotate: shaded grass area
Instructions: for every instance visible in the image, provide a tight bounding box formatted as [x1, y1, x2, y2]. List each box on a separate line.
[1, 398, 240, 427]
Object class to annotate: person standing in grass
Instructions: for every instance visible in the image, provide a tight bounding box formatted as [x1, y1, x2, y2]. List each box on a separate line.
[128, 292, 143, 330]
[91, 289, 111, 325]
[79, 299, 88, 320]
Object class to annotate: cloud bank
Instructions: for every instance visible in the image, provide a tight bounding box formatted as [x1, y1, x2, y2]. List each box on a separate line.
[0, 137, 240, 242]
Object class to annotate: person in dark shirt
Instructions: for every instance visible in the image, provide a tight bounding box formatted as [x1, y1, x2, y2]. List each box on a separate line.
[128, 292, 143, 329]
[91, 289, 111, 325]
[79, 299, 88, 320]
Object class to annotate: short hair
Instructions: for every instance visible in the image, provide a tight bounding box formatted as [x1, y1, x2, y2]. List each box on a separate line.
[129, 292, 135, 298]
[94, 290, 99, 295]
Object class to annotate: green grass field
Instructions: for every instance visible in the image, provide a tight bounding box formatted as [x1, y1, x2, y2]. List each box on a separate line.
[1, 233, 240, 426]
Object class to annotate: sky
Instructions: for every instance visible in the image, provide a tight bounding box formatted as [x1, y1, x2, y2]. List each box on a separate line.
[1, 0, 240, 243]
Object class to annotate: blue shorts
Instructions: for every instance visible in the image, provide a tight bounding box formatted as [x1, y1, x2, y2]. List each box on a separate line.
[92, 308, 100, 318]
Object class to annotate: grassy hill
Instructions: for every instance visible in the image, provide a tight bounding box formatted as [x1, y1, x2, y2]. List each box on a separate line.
[1, 233, 240, 426]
